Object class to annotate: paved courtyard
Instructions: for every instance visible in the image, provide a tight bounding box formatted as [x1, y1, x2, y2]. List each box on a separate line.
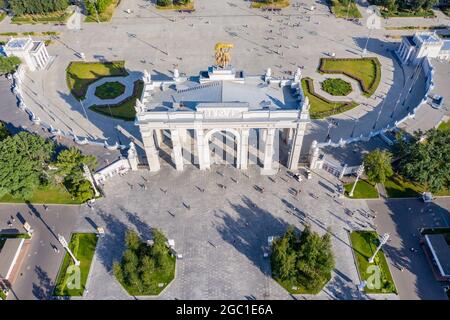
[73, 165, 393, 300]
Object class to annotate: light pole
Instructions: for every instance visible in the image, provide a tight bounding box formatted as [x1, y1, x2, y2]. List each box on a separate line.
[368, 233, 390, 263]
[58, 234, 80, 266]
[349, 163, 364, 197]
[346, 0, 351, 20]
[362, 6, 381, 57]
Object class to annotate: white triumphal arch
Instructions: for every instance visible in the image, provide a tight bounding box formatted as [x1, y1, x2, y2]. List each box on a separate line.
[135, 48, 310, 175]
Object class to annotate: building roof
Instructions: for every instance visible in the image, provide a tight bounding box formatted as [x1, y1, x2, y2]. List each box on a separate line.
[0, 238, 24, 279]
[425, 234, 450, 277]
[5, 38, 31, 50]
[415, 32, 442, 45]
[146, 76, 300, 112]
[441, 40, 450, 52]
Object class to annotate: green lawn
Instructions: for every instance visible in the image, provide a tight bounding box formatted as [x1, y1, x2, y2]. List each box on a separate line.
[319, 58, 381, 97]
[384, 174, 450, 198]
[118, 256, 176, 296]
[379, 8, 435, 18]
[344, 180, 379, 199]
[437, 119, 450, 132]
[90, 80, 143, 121]
[0, 12, 6, 23]
[156, 1, 195, 10]
[322, 78, 352, 96]
[0, 185, 82, 204]
[251, 0, 290, 9]
[330, 0, 362, 19]
[301, 78, 358, 119]
[274, 273, 331, 294]
[11, 10, 72, 24]
[94, 81, 126, 100]
[350, 231, 397, 294]
[53, 233, 98, 296]
[85, 0, 119, 22]
[384, 174, 424, 198]
[441, 6, 450, 17]
[66, 61, 128, 100]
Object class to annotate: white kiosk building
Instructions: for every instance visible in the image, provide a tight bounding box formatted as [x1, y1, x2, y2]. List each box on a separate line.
[135, 46, 310, 175]
[396, 32, 450, 64]
[3, 37, 50, 71]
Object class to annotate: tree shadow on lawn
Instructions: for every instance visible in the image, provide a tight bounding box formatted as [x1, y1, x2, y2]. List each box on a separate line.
[215, 196, 293, 277]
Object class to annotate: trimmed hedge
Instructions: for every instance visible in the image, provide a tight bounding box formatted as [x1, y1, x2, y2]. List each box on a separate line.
[302, 77, 358, 119]
[319, 57, 381, 97]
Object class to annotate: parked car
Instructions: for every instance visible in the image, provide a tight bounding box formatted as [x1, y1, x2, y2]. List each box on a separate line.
[305, 169, 312, 180]
[422, 192, 433, 203]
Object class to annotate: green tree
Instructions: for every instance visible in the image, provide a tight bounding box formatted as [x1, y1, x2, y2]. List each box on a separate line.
[296, 226, 335, 291]
[125, 230, 141, 252]
[7, 0, 69, 16]
[0, 122, 9, 141]
[56, 146, 97, 174]
[157, 0, 172, 6]
[0, 132, 54, 199]
[0, 56, 21, 75]
[363, 149, 394, 184]
[400, 129, 450, 192]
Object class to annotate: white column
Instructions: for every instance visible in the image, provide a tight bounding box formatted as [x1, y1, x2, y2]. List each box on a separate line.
[155, 129, 164, 148]
[261, 128, 276, 175]
[288, 122, 307, 171]
[239, 129, 249, 170]
[142, 129, 160, 172]
[195, 129, 208, 170]
[170, 129, 184, 171]
[179, 128, 188, 143]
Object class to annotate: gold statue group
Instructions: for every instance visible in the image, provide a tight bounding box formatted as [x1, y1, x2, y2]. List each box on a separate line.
[214, 42, 234, 68]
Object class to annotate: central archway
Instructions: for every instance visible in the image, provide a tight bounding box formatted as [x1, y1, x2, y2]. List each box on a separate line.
[204, 128, 241, 168]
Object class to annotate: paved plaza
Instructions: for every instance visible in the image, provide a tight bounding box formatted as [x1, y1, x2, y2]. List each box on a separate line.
[74, 165, 387, 300]
[1, 164, 449, 300]
[1, 0, 446, 157]
[1, 0, 449, 302]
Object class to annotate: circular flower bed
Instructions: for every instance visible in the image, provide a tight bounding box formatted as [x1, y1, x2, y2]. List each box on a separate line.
[94, 81, 126, 100]
[321, 78, 352, 96]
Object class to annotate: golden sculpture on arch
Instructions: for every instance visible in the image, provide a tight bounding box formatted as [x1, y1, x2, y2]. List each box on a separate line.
[214, 42, 234, 68]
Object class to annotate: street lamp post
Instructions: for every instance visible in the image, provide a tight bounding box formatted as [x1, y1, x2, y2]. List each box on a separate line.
[346, 0, 351, 20]
[368, 233, 390, 263]
[349, 163, 364, 197]
[58, 234, 80, 266]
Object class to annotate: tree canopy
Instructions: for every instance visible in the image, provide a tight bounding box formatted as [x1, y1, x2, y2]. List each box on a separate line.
[368, 0, 438, 13]
[113, 229, 175, 295]
[6, 0, 69, 16]
[0, 132, 54, 199]
[0, 56, 21, 75]
[271, 225, 334, 293]
[0, 130, 96, 202]
[363, 149, 394, 184]
[398, 129, 450, 193]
